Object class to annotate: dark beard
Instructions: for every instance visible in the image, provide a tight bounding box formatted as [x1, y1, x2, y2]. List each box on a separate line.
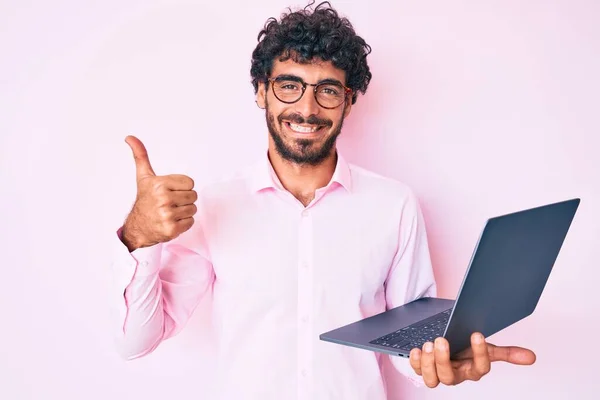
[265, 99, 344, 166]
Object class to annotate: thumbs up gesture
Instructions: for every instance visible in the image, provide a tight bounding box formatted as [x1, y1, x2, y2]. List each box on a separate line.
[121, 135, 197, 252]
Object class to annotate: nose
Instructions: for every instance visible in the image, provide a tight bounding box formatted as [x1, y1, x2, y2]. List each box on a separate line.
[294, 87, 321, 118]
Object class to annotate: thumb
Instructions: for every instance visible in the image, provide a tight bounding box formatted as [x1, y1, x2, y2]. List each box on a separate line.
[125, 135, 156, 180]
[489, 345, 537, 365]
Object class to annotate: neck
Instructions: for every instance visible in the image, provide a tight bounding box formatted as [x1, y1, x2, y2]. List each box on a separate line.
[268, 148, 338, 207]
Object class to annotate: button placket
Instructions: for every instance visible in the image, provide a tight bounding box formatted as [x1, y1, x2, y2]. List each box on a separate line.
[297, 208, 314, 400]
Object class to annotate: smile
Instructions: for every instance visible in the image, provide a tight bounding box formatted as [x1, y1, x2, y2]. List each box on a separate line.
[284, 122, 325, 134]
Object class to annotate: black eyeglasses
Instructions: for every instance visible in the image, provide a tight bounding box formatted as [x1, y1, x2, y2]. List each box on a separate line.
[268, 75, 352, 109]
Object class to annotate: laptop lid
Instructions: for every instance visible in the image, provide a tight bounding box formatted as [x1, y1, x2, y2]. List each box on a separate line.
[443, 198, 580, 356]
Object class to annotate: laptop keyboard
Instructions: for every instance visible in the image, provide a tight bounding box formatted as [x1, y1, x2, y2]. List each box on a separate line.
[369, 309, 452, 351]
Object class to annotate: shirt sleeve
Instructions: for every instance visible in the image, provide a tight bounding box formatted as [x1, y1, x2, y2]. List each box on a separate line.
[384, 189, 437, 387]
[109, 215, 215, 360]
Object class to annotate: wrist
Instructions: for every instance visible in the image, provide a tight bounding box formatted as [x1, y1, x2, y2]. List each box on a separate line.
[121, 222, 145, 252]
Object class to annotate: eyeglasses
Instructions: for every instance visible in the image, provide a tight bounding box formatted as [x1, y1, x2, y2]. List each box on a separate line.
[268, 76, 352, 109]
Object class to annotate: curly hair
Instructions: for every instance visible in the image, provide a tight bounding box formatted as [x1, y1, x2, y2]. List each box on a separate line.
[250, 1, 372, 105]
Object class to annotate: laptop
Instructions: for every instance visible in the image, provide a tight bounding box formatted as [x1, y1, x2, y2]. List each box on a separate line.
[319, 198, 580, 359]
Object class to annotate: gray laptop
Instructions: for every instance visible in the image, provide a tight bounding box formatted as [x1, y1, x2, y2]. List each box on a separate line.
[320, 198, 580, 359]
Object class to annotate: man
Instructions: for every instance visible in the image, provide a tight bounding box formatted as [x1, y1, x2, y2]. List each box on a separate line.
[111, 2, 536, 399]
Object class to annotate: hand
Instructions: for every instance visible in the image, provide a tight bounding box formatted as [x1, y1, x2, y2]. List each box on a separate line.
[121, 135, 197, 251]
[409, 332, 536, 388]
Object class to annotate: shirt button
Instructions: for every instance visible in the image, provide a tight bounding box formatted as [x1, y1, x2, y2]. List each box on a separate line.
[301, 369, 307, 378]
[141, 261, 148, 267]
[301, 210, 309, 217]
[301, 315, 308, 323]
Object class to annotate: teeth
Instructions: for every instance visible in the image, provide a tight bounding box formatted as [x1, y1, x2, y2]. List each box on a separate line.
[289, 123, 319, 133]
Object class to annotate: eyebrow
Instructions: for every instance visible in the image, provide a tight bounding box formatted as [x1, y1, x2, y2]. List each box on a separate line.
[273, 74, 344, 87]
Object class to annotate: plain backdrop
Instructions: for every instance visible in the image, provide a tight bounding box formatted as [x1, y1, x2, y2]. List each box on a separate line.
[1, 0, 598, 399]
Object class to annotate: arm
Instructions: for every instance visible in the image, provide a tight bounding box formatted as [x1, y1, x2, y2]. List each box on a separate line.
[383, 190, 437, 386]
[110, 221, 214, 360]
[109, 135, 214, 360]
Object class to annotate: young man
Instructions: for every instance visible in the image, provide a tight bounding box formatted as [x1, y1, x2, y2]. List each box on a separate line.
[111, 2, 536, 399]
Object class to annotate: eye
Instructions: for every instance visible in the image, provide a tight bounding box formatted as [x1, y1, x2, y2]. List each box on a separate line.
[277, 81, 301, 91]
[318, 84, 342, 97]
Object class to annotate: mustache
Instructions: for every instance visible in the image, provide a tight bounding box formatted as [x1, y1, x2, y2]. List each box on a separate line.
[278, 113, 333, 127]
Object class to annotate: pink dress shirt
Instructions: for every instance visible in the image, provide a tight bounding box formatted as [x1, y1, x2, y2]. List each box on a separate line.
[110, 151, 437, 399]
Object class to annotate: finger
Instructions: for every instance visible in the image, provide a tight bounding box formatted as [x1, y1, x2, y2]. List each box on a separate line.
[176, 216, 194, 234]
[163, 174, 195, 191]
[469, 333, 491, 380]
[409, 348, 422, 376]
[170, 190, 198, 206]
[434, 337, 455, 385]
[420, 342, 439, 388]
[489, 343, 537, 365]
[125, 135, 156, 180]
[173, 204, 197, 220]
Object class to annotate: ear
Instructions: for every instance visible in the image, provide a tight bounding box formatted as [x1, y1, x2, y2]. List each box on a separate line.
[342, 96, 353, 119]
[256, 82, 267, 109]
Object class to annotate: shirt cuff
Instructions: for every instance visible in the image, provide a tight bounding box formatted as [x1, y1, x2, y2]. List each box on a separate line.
[113, 227, 162, 277]
[111, 227, 163, 333]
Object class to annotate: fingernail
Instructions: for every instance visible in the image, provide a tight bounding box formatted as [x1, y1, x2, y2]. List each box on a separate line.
[474, 333, 483, 344]
[424, 342, 433, 353]
[435, 338, 447, 350]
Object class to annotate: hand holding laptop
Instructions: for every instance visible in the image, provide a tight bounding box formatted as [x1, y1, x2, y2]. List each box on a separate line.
[408, 332, 536, 388]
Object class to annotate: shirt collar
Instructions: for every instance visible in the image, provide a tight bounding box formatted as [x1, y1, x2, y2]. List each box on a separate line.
[248, 150, 353, 194]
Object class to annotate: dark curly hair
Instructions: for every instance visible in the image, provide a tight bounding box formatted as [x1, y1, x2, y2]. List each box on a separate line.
[250, 1, 372, 105]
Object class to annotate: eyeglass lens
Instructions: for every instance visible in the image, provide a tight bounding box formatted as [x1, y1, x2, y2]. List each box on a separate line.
[272, 79, 346, 108]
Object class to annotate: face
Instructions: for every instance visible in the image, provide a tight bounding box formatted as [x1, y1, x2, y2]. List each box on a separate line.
[256, 58, 352, 166]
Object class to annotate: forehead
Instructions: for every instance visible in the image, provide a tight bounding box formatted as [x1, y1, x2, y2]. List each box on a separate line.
[270, 58, 346, 84]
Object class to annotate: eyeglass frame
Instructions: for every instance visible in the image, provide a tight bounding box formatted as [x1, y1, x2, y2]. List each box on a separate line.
[266, 75, 353, 110]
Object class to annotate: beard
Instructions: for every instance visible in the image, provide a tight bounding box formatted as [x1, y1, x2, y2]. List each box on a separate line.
[265, 98, 344, 166]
